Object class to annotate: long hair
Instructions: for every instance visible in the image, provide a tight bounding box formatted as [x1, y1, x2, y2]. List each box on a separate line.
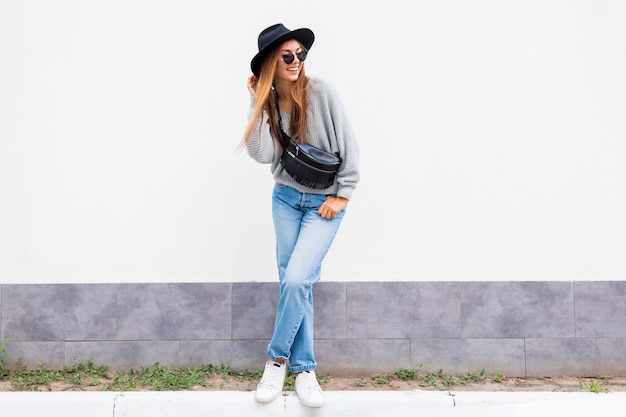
[241, 45, 309, 150]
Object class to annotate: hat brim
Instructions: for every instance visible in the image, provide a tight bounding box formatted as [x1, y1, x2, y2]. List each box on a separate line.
[250, 28, 314, 77]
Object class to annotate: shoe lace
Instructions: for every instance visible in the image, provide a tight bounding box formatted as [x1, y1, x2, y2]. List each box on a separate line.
[299, 371, 321, 392]
[259, 362, 283, 386]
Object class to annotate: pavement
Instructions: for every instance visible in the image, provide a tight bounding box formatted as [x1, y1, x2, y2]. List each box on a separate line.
[1, 390, 624, 417]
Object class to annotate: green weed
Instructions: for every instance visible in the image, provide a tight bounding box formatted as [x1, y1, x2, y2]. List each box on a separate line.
[0, 337, 8, 379]
[460, 369, 487, 384]
[355, 378, 368, 387]
[373, 374, 391, 387]
[1, 359, 266, 392]
[580, 380, 608, 394]
[394, 364, 423, 381]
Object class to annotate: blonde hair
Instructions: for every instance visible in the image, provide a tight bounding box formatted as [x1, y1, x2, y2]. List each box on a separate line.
[241, 44, 309, 150]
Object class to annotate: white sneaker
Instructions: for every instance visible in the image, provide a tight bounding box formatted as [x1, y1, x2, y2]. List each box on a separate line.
[295, 370, 325, 408]
[255, 360, 287, 403]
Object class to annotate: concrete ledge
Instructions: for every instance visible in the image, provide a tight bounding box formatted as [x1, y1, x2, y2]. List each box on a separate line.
[0, 391, 625, 417]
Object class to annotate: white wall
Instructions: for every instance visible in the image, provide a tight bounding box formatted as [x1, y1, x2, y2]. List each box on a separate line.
[1, 0, 624, 284]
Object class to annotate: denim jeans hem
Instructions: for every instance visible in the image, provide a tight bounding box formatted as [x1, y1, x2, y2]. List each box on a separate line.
[268, 354, 289, 363]
[290, 364, 316, 373]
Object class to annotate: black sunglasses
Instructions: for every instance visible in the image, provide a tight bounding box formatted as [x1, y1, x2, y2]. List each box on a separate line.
[280, 51, 308, 65]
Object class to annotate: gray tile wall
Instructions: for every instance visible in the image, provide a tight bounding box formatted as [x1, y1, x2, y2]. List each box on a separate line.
[1, 281, 625, 377]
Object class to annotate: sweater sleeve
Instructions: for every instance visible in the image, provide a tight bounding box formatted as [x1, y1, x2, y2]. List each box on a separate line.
[246, 97, 280, 164]
[326, 84, 360, 200]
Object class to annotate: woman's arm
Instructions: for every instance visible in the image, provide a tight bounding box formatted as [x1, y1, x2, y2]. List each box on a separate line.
[245, 75, 278, 164]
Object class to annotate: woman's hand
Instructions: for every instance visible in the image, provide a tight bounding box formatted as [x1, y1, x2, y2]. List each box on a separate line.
[247, 74, 259, 96]
[318, 196, 348, 220]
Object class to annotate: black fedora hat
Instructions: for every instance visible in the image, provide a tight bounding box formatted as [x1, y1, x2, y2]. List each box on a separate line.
[251, 23, 315, 77]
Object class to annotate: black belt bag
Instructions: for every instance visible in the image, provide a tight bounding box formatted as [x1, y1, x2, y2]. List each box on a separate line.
[281, 139, 341, 189]
[276, 98, 341, 189]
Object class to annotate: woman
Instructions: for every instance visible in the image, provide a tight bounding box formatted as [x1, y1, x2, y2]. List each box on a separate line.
[242, 23, 360, 408]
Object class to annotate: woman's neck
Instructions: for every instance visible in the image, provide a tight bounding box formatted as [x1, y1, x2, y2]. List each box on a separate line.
[273, 79, 293, 101]
[274, 81, 293, 113]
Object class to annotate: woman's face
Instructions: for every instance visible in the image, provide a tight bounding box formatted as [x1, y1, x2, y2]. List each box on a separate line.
[274, 39, 306, 83]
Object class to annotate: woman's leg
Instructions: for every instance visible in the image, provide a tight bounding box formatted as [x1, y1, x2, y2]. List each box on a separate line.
[268, 184, 344, 372]
[287, 270, 317, 372]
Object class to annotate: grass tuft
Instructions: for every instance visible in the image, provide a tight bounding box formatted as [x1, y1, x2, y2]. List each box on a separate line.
[1, 360, 265, 392]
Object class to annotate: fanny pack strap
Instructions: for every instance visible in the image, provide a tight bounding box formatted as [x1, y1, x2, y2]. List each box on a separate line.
[273, 88, 340, 158]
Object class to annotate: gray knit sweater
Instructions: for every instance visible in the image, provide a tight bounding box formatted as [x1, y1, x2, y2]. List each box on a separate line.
[246, 77, 360, 200]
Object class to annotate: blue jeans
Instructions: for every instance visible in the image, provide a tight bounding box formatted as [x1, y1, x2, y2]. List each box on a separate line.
[267, 184, 345, 373]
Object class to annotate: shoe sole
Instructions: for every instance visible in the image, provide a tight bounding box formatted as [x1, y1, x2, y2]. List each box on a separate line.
[298, 397, 325, 408]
